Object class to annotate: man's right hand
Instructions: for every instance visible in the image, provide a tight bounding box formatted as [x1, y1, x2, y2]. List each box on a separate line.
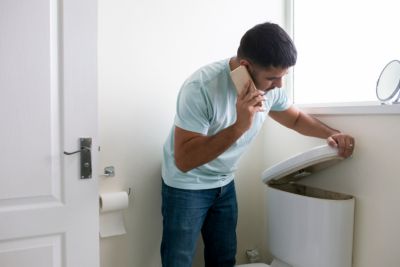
[234, 81, 265, 133]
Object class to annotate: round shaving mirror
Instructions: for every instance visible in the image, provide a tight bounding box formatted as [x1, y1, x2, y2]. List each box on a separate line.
[376, 60, 400, 104]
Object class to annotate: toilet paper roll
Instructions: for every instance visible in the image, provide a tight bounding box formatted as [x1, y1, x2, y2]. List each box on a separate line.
[99, 191, 129, 213]
[99, 191, 129, 238]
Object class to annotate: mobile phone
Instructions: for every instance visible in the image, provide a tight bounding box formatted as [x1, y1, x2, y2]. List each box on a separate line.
[230, 65, 265, 110]
[230, 65, 256, 94]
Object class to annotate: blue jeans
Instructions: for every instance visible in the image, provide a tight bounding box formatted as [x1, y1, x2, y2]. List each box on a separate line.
[161, 180, 238, 267]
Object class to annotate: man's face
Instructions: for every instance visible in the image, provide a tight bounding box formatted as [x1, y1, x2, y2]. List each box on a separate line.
[247, 64, 288, 92]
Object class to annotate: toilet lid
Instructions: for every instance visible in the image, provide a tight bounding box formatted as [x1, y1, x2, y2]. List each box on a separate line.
[261, 144, 344, 185]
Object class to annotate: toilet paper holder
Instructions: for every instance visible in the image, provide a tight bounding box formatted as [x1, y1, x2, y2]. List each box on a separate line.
[102, 166, 115, 177]
[99, 165, 131, 196]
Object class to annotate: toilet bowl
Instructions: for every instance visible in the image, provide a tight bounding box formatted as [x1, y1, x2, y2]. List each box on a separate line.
[236, 263, 270, 267]
[238, 145, 355, 267]
[236, 258, 293, 267]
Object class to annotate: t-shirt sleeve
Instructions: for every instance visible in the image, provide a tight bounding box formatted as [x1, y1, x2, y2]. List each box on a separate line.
[270, 88, 292, 111]
[174, 81, 211, 135]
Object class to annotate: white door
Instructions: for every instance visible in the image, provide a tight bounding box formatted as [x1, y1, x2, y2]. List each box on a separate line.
[0, 0, 99, 266]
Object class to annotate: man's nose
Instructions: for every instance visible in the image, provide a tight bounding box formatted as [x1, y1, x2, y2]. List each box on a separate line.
[273, 78, 283, 88]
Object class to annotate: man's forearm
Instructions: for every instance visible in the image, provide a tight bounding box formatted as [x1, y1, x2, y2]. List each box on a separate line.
[292, 111, 340, 139]
[174, 125, 244, 172]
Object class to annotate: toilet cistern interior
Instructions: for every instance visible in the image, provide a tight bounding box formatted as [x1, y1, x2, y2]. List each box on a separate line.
[262, 144, 355, 267]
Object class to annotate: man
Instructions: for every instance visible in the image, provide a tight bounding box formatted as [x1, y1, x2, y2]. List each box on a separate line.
[161, 22, 355, 267]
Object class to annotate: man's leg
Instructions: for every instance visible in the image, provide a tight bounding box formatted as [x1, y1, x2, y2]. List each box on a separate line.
[201, 181, 238, 267]
[161, 180, 210, 267]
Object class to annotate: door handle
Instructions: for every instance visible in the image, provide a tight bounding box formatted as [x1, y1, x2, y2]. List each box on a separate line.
[64, 137, 92, 179]
[63, 147, 90, 155]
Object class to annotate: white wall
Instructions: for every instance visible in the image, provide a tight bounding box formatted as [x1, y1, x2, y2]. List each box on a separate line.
[98, 1, 284, 266]
[262, 114, 400, 267]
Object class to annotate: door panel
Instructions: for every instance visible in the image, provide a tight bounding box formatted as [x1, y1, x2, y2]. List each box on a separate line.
[0, 0, 62, 202]
[0, 234, 62, 267]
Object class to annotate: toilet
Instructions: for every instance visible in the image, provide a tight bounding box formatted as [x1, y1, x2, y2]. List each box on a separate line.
[237, 264, 270, 267]
[237, 144, 355, 267]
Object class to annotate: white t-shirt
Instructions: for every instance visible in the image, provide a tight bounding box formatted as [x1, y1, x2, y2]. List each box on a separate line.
[162, 58, 291, 190]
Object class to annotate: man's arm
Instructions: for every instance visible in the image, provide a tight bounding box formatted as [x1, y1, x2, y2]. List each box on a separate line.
[174, 125, 242, 172]
[174, 82, 264, 172]
[269, 106, 355, 158]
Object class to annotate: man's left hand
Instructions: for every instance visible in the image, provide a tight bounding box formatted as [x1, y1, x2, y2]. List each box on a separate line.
[327, 133, 355, 158]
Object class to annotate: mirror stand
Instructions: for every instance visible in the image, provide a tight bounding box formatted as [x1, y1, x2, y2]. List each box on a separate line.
[390, 80, 400, 104]
[393, 91, 400, 104]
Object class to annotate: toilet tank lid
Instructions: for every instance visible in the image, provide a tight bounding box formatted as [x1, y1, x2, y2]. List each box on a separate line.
[261, 144, 344, 185]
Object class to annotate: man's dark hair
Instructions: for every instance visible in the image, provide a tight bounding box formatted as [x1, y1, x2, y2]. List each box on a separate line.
[237, 22, 297, 68]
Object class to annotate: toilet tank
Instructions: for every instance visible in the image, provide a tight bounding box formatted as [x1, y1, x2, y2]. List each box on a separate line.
[262, 145, 355, 267]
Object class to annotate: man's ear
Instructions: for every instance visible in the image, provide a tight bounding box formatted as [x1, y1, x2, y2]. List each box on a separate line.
[239, 59, 251, 67]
